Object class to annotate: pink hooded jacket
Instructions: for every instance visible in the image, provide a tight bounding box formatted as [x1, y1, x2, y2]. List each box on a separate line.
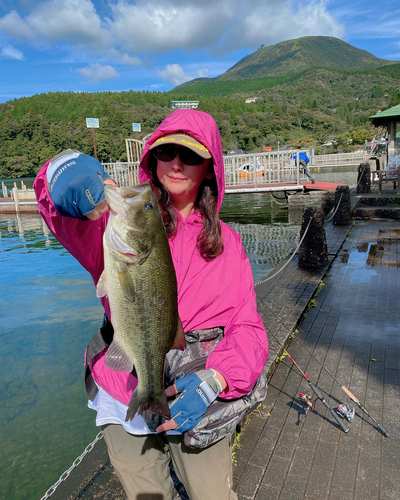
[33, 109, 269, 404]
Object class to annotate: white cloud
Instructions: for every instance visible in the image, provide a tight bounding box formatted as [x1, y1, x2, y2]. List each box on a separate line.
[110, 0, 231, 54]
[215, 0, 345, 54]
[107, 0, 345, 56]
[0, 0, 111, 48]
[0, 10, 37, 41]
[157, 64, 211, 86]
[0, 0, 353, 66]
[196, 68, 209, 78]
[1, 44, 24, 60]
[119, 53, 144, 67]
[157, 64, 193, 86]
[78, 63, 119, 81]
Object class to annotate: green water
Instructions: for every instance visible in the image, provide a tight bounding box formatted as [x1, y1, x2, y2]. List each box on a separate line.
[1, 177, 35, 196]
[0, 215, 103, 500]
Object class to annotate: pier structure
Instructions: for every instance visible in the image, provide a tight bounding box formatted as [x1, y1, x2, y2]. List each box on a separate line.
[102, 149, 367, 194]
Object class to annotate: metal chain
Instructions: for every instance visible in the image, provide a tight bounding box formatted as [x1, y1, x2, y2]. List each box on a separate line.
[255, 216, 313, 285]
[38, 431, 104, 500]
[270, 194, 287, 205]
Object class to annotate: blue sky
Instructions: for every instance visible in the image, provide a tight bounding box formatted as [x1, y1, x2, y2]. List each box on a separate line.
[0, 0, 399, 104]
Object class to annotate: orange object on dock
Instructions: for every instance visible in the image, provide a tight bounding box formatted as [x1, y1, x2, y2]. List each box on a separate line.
[302, 181, 347, 191]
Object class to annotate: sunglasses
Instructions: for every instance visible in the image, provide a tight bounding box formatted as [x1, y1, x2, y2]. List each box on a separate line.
[153, 145, 206, 166]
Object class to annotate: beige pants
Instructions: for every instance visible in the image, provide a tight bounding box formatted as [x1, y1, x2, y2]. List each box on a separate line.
[102, 424, 238, 500]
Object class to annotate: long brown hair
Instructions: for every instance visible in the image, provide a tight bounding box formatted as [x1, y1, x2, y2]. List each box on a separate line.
[147, 154, 223, 261]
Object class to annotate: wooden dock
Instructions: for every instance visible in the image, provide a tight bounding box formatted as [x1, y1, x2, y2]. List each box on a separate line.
[0, 197, 38, 213]
[302, 181, 347, 191]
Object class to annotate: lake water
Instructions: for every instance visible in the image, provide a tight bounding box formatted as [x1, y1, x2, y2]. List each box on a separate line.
[0, 166, 357, 500]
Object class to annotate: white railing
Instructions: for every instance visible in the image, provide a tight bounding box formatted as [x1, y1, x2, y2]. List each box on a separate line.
[102, 162, 140, 186]
[103, 151, 306, 189]
[125, 139, 143, 163]
[102, 150, 367, 188]
[310, 151, 367, 167]
[224, 150, 305, 187]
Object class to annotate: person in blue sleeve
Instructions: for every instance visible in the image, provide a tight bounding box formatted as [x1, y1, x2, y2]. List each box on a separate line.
[291, 152, 315, 183]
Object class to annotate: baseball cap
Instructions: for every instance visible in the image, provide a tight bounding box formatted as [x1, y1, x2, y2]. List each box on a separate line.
[47, 150, 110, 219]
[149, 133, 211, 159]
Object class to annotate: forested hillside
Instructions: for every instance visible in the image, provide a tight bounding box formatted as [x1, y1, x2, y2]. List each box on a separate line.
[1, 67, 399, 179]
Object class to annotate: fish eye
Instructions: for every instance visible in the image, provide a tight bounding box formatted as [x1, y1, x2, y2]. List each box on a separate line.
[144, 203, 153, 210]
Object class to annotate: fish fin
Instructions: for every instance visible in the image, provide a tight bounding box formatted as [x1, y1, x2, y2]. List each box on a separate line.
[116, 261, 135, 302]
[96, 271, 107, 298]
[105, 340, 134, 372]
[170, 317, 186, 351]
[125, 390, 171, 421]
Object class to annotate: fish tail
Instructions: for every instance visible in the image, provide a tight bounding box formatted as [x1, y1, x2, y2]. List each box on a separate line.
[125, 390, 171, 422]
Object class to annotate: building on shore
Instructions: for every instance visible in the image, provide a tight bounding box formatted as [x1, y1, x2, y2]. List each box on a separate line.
[370, 104, 400, 157]
[170, 100, 199, 109]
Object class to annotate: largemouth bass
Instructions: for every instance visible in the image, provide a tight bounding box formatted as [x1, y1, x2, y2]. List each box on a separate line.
[96, 183, 185, 421]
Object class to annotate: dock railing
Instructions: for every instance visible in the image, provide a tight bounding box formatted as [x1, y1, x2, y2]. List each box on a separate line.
[102, 162, 140, 186]
[310, 151, 367, 167]
[223, 150, 305, 187]
[102, 150, 368, 189]
[103, 150, 308, 189]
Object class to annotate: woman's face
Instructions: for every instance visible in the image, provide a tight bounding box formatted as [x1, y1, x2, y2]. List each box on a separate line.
[156, 146, 213, 207]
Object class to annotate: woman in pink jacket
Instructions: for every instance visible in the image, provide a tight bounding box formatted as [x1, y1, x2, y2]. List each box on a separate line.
[34, 109, 269, 500]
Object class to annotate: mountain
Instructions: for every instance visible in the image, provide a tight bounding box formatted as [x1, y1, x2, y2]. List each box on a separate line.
[219, 36, 397, 80]
[174, 37, 399, 93]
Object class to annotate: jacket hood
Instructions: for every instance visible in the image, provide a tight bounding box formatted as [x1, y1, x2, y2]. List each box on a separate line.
[139, 109, 225, 211]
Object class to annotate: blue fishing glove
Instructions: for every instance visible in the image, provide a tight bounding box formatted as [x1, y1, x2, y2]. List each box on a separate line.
[47, 149, 110, 220]
[167, 369, 223, 433]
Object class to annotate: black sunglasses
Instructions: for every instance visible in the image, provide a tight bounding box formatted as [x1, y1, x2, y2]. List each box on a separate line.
[153, 144, 206, 166]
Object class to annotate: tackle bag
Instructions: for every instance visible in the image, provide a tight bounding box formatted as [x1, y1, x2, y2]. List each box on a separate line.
[164, 327, 268, 449]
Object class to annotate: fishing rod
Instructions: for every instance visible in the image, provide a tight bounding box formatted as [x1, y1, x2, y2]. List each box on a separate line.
[288, 332, 389, 437]
[281, 347, 349, 433]
[268, 320, 389, 437]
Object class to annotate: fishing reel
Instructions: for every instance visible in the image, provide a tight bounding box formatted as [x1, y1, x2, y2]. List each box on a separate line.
[299, 392, 315, 410]
[337, 403, 355, 422]
[298, 392, 315, 424]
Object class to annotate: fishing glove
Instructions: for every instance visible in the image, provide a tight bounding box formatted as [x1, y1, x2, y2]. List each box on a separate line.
[168, 369, 223, 433]
[47, 149, 110, 220]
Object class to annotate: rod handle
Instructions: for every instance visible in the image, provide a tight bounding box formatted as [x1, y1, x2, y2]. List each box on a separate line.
[378, 424, 389, 437]
[355, 402, 390, 437]
[341, 385, 359, 403]
[329, 408, 349, 433]
[309, 382, 349, 433]
[308, 381, 323, 400]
